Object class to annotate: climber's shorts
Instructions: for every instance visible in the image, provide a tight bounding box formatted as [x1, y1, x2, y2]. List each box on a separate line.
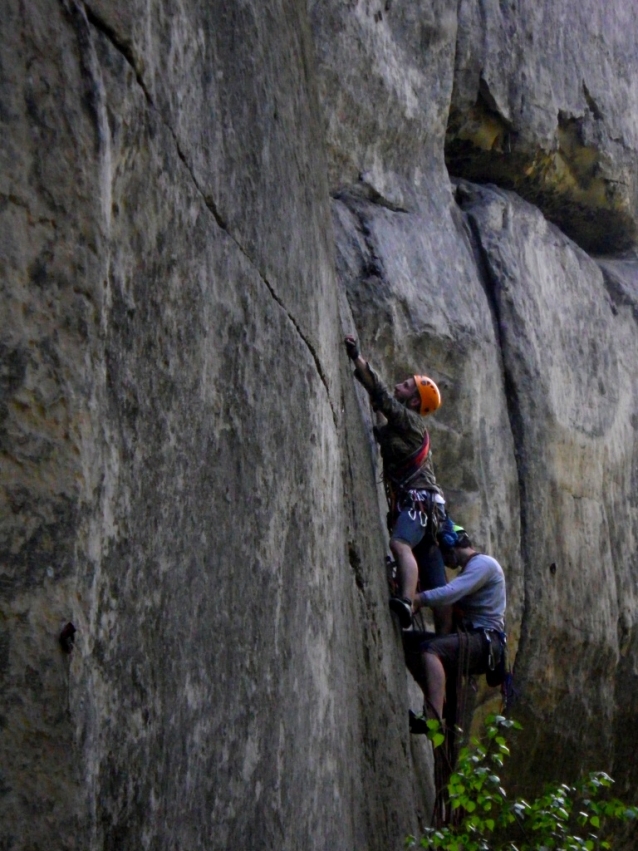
[391, 507, 428, 549]
[391, 509, 447, 590]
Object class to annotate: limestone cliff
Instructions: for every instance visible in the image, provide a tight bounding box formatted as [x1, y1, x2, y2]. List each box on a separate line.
[1, 2, 637, 849]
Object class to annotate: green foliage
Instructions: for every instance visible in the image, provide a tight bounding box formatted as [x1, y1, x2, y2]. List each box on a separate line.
[407, 715, 638, 851]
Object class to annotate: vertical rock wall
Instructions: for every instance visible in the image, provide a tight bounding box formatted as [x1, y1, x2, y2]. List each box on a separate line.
[449, 0, 638, 252]
[1, 2, 426, 849]
[312, 0, 638, 810]
[1, 1, 638, 849]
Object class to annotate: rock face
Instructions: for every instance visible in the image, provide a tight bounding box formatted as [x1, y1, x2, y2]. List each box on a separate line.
[1, 1, 637, 849]
[448, 0, 638, 253]
[456, 182, 638, 793]
[1, 2, 428, 849]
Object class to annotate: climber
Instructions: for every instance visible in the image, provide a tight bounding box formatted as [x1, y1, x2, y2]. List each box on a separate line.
[407, 527, 507, 723]
[344, 335, 452, 632]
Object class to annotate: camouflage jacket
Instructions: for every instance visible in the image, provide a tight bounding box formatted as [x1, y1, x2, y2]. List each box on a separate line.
[354, 362, 441, 495]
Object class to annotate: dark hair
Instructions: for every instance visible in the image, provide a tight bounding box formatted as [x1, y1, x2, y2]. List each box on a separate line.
[439, 536, 472, 566]
[455, 531, 472, 549]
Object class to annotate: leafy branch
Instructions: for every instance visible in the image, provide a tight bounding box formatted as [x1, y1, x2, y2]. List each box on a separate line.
[407, 715, 637, 851]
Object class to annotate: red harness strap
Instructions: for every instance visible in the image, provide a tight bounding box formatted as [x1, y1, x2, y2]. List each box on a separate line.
[384, 431, 431, 523]
[389, 430, 430, 487]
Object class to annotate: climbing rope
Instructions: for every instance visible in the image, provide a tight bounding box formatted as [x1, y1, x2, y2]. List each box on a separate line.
[431, 624, 477, 828]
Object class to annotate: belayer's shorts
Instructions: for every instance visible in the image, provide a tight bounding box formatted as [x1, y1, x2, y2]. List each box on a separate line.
[421, 631, 488, 676]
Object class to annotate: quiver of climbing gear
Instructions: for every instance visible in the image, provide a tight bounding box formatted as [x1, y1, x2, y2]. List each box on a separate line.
[386, 491, 446, 548]
[484, 629, 508, 687]
[395, 488, 445, 538]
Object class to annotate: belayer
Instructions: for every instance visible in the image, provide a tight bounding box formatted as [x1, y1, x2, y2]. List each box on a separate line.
[405, 527, 508, 825]
[344, 335, 452, 632]
[407, 526, 507, 723]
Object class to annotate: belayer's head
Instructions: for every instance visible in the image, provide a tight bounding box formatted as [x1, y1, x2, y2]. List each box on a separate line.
[393, 375, 441, 416]
[438, 525, 474, 570]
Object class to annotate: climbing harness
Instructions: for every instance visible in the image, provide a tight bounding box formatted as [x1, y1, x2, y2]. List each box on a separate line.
[383, 432, 430, 515]
[484, 628, 508, 686]
[383, 432, 446, 545]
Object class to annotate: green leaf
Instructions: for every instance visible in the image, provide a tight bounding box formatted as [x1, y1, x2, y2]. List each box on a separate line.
[404, 714, 638, 851]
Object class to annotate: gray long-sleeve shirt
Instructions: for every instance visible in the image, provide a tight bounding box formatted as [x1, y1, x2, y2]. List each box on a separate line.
[420, 553, 506, 632]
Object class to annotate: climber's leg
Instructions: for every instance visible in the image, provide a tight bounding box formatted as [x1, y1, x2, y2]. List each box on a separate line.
[414, 539, 453, 634]
[422, 651, 446, 720]
[389, 537, 419, 602]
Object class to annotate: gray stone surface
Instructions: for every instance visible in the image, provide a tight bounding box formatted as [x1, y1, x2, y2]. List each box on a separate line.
[0, 1, 425, 849]
[309, 0, 458, 210]
[456, 182, 638, 793]
[2, 0, 638, 849]
[313, 0, 638, 828]
[448, 0, 638, 253]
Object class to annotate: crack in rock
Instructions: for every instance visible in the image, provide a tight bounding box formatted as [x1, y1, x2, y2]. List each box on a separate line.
[257, 271, 338, 427]
[334, 192, 387, 282]
[459, 197, 533, 669]
[73, 0, 337, 422]
[82, 3, 152, 106]
[340, 180, 410, 214]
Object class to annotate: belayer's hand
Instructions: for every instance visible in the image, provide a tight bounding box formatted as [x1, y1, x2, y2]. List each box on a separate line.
[344, 335, 360, 361]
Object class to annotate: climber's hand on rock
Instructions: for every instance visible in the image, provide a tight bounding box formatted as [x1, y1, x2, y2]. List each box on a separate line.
[344, 336, 360, 360]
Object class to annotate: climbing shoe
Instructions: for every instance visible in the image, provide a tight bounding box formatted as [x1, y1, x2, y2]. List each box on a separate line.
[389, 596, 412, 629]
[409, 708, 445, 736]
[408, 709, 429, 735]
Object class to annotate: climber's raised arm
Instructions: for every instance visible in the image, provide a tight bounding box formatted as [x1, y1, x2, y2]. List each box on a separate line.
[344, 335, 375, 392]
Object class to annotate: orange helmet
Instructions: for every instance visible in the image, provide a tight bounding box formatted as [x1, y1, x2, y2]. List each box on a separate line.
[413, 375, 441, 416]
